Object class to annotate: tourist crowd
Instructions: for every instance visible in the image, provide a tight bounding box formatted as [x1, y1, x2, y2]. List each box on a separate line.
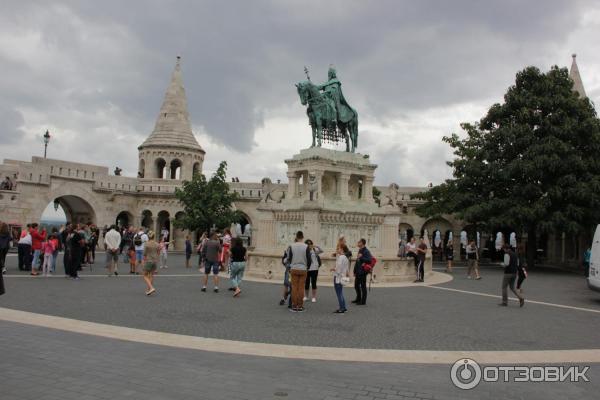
[0, 220, 536, 310]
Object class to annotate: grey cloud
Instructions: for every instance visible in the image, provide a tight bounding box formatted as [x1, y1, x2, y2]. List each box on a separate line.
[0, 0, 595, 182]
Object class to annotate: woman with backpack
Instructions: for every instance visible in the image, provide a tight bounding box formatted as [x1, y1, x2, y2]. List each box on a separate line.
[304, 239, 322, 303]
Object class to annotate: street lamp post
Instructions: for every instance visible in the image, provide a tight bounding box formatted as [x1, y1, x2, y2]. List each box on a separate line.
[43, 130, 51, 158]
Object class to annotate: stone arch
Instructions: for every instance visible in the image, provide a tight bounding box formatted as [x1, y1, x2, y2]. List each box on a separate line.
[155, 158, 166, 179]
[44, 184, 102, 226]
[421, 217, 452, 241]
[192, 162, 201, 176]
[156, 210, 170, 239]
[170, 159, 182, 180]
[398, 223, 414, 243]
[138, 159, 145, 178]
[141, 210, 153, 229]
[116, 211, 134, 228]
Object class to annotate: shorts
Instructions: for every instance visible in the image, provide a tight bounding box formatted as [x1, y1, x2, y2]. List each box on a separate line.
[106, 251, 119, 264]
[135, 250, 144, 262]
[204, 261, 220, 275]
[447, 255, 454, 261]
[144, 262, 157, 272]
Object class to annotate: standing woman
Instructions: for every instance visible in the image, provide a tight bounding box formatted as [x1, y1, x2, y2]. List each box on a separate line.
[331, 244, 350, 313]
[0, 222, 12, 274]
[304, 239, 322, 303]
[229, 238, 247, 297]
[142, 231, 159, 295]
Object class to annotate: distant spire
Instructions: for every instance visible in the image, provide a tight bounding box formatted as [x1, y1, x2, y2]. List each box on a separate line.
[569, 54, 587, 98]
[139, 56, 204, 151]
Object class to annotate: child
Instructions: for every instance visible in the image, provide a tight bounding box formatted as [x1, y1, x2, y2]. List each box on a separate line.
[128, 244, 136, 274]
[41, 238, 57, 277]
[159, 238, 169, 269]
[185, 235, 192, 268]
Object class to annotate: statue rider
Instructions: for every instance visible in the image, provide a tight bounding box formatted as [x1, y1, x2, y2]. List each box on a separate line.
[318, 66, 356, 124]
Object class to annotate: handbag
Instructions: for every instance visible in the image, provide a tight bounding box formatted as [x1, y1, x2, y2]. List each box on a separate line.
[340, 276, 351, 286]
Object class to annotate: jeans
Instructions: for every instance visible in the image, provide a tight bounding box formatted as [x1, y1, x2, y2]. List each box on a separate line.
[334, 282, 346, 311]
[501, 273, 523, 304]
[354, 273, 367, 304]
[229, 261, 246, 288]
[41, 254, 53, 275]
[290, 269, 307, 309]
[32, 249, 42, 271]
[160, 252, 168, 268]
[51, 250, 59, 273]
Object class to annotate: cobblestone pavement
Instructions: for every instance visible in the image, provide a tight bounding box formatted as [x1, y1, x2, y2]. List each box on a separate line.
[2, 320, 598, 400]
[2, 254, 600, 350]
[1, 253, 599, 399]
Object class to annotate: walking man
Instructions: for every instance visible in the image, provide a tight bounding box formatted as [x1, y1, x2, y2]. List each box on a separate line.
[415, 237, 427, 282]
[104, 225, 121, 276]
[352, 238, 372, 305]
[201, 231, 222, 293]
[287, 231, 312, 312]
[133, 228, 148, 274]
[499, 244, 525, 307]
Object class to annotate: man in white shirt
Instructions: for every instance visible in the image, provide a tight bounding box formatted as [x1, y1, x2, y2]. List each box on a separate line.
[104, 225, 122, 277]
[133, 228, 148, 274]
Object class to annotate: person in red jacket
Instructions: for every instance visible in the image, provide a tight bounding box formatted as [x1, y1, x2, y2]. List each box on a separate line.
[29, 223, 47, 276]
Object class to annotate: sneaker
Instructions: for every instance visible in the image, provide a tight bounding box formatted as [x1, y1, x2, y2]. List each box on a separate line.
[334, 310, 346, 314]
[303, 296, 308, 301]
[297, 307, 305, 312]
[467, 276, 472, 279]
[498, 303, 508, 307]
[201, 287, 207, 292]
[2, 267, 6, 274]
[289, 308, 297, 312]
[114, 271, 119, 276]
[475, 276, 482, 280]
[279, 299, 285, 306]
[311, 298, 316, 303]
[214, 288, 219, 293]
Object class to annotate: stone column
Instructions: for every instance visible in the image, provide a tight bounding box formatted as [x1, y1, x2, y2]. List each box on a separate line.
[339, 173, 350, 201]
[362, 176, 375, 203]
[287, 172, 298, 199]
[314, 171, 324, 200]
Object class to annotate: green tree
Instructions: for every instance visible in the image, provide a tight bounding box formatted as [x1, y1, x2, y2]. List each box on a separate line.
[416, 66, 600, 266]
[173, 161, 242, 235]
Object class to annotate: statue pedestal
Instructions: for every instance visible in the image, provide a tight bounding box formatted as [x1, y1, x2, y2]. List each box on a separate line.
[247, 147, 432, 282]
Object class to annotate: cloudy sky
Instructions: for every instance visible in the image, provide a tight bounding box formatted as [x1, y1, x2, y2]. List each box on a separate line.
[1, 0, 599, 188]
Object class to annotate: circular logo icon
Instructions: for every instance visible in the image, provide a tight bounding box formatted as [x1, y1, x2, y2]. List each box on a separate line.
[450, 358, 482, 390]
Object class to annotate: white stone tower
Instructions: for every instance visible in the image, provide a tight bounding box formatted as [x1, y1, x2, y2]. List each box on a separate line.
[569, 54, 587, 98]
[138, 56, 205, 181]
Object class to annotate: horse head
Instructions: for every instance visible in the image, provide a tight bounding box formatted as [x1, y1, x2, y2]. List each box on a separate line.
[295, 81, 308, 106]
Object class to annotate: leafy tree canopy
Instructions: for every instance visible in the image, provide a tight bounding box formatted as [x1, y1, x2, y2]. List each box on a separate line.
[173, 161, 242, 234]
[416, 66, 600, 240]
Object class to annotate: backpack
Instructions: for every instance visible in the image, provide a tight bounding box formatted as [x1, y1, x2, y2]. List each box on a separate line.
[282, 246, 291, 268]
[362, 256, 377, 274]
[133, 234, 143, 246]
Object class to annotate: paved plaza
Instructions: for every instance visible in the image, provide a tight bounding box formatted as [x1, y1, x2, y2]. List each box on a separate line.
[1, 253, 599, 399]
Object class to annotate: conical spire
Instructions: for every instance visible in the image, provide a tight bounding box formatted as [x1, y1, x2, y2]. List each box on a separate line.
[569, 54, 587, 98]
[139, 56, 204, 151]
